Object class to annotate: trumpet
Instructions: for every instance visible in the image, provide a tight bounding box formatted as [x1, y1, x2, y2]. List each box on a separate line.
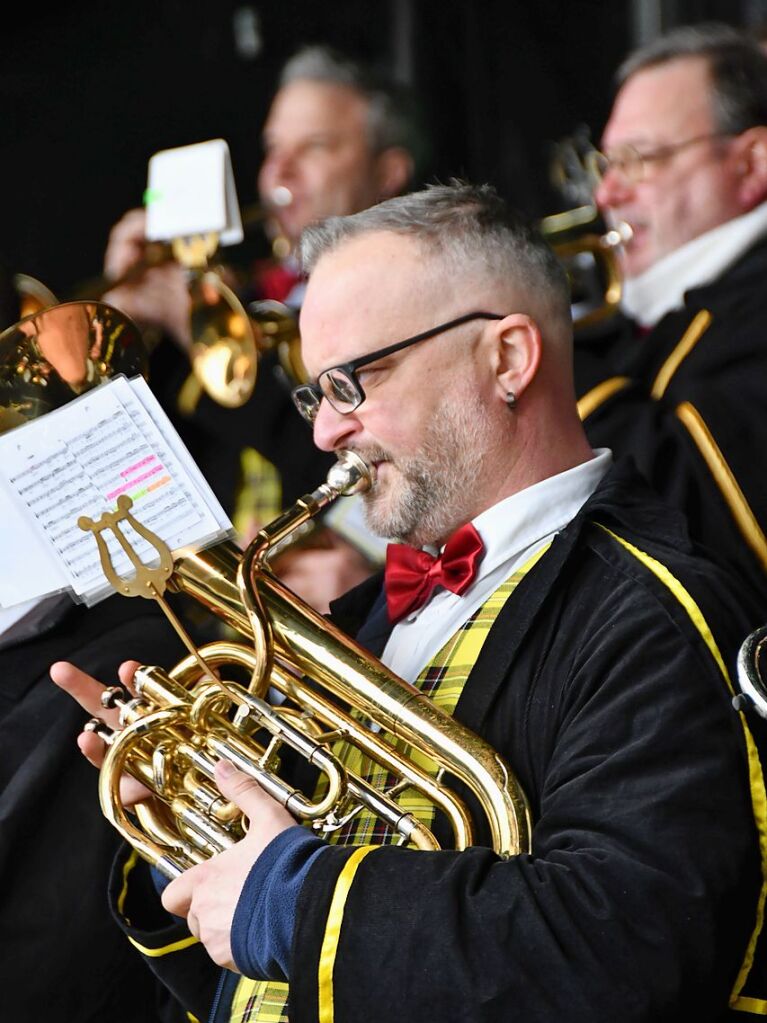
[177, 292, 304, 415]
[82, 452, 532, 878]
[8, 205, 305, 411]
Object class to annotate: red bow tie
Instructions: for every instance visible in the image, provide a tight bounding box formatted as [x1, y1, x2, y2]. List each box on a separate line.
[385, 522, 485, 624]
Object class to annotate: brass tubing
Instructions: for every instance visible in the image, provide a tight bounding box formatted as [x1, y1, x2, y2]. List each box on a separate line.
[99, 707, 193, 878]
[271, 662, 472, 849]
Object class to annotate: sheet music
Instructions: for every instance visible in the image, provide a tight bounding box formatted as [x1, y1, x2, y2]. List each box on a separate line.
[0, 375, 233, 607]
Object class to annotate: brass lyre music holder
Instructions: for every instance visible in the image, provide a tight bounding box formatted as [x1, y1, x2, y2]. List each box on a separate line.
[78, 495, 218, 685]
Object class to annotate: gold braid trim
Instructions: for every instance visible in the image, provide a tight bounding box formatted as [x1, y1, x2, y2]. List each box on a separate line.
[577, 376, 631, 420]
[599, 526, 767, 1013]
[676, 401, 767, 575]
[650, 309, 712, 399]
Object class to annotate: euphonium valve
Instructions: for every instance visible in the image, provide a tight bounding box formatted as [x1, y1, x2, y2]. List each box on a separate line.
[83, 452, 532, 878]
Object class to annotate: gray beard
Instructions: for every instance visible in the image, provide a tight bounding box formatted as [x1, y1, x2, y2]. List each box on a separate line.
[354, 395, 494, 546]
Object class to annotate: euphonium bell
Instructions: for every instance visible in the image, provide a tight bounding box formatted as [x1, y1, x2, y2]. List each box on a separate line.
[83, 452, 532, 879]
[0, 300, 147, 436]
[12, 273, 58, 321]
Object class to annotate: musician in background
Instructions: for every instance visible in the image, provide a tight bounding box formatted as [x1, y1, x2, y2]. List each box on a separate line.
[578, 23, 767, 605]
[55, 183, 767, 1022]
[104, 45, 423, 612]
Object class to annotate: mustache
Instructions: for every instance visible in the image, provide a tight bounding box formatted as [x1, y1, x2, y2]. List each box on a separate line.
[347, 444, 393, 465]
[345, 445, 394, 493]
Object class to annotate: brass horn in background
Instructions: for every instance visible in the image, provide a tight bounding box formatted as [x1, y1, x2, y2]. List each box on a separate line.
[0, 300, 147, 436]
[6, 238, 261, 411]
[542, 128, 632, 330]
[540, 205, 632, 330]
[79, 196, 304, 412]
[83, 452, 532, 879]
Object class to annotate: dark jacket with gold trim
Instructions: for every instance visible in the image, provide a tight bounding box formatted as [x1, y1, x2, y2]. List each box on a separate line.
[108, 461, 767, 1023]
[577, 237, 767, 606]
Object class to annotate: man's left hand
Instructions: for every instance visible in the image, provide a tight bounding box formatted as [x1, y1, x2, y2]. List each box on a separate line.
[162, 759, 296, 971]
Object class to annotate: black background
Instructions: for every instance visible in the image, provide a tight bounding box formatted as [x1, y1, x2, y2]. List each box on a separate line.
[2, 0, 763, 296]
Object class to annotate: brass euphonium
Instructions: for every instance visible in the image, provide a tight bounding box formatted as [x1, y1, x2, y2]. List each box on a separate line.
[12, 273, 58, 320]
[0, 300, 147, 435]
[85, 452, 532, 879]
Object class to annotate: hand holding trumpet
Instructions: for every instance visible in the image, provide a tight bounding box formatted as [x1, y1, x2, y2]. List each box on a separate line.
[101, 209, 192, 351]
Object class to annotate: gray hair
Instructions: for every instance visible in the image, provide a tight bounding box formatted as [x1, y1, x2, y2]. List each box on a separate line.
[300, 182, 571, 330]
[279, 45, 427, 176]
[617, 23, 767, 134]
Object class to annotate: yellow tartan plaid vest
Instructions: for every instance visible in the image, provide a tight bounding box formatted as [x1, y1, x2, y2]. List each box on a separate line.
[228, 547, 548, 1023]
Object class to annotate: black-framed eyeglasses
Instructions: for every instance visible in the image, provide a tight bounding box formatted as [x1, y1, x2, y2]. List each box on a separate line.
[291, 310, 504, 424]
[587, 131, 734, 186]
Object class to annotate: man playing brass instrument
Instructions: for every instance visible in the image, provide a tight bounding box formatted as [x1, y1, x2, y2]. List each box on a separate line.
[579, 23, 767, 605]
[55, 183, 767, 1022]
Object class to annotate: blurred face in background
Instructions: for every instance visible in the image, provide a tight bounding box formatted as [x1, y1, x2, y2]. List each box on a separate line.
[259, 80, 401, 247]
[595, 57, 745, 278]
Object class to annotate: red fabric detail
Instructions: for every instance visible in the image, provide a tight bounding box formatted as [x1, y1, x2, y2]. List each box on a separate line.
[256, 262, 302, 302]
[384, 522, 485, 624]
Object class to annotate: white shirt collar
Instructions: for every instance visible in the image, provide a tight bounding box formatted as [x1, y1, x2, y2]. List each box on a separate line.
[382, 449, 612, 682]
[468, 448, 612, 580]
[620, 201, 767, 327]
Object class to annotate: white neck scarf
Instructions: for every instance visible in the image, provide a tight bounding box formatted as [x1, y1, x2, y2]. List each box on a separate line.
[620, 201, 767, 327]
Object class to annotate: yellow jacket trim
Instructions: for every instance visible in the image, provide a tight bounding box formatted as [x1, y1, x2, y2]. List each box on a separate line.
[116, 848, 139, 918]
[318, 846, 378, 1023]
[600, 525, 767, 1010]
[577, 376, 631, 420]
[127, 933, 200, 957]
[732, 995, 767, 1014]
[676, 400, 767, 575]
[650, 308, 712, 399]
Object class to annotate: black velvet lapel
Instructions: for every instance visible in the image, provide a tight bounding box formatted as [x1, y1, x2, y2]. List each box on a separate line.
[453, 457, 692, 734]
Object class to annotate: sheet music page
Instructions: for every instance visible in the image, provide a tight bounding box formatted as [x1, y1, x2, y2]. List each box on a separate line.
[0, 375, 233, 607]
[145, 139, 243, 245]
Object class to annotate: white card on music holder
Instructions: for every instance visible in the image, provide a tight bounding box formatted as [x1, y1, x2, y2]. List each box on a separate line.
[144, 138, 244, 246]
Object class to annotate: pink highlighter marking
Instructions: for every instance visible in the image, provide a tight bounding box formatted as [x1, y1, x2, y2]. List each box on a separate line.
[120, 455, 156, 478]
[107, 464, 164, 501]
